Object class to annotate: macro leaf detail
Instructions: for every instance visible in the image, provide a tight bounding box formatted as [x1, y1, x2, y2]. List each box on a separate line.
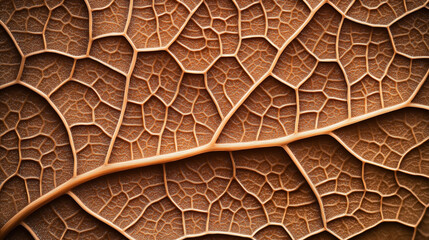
[0, 0, 428, 239]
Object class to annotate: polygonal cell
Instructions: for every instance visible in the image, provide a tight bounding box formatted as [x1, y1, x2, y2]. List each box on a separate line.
[272, 39, 317, 88]
[112, 71, 221, 161]
[240, 2, 266, 37]
[73, 165, 183, 240]
[110, 102, 159, 162]
[125, 197, 184, 239]
[52, 81, 106, 129]
[162, 74, 222, 152]
[2, 0, 429, 238]
[288, 136, 365, 220]
[0, 0, 49, 55]
[297, 4, 342, 60]
[328, 0, 354, 13]
[45, 0, 90, 56]
[90, 0, 129, 37]
[262, 0, 311, 48]
[207, 57, 255, 117]
[51, 59, 126, 135]
[79, 147, 326, 239]
[72, 165, 166, 230]
[346, 0, 427, 26]
[24, 195, 124, 239]
[90, 36, 134, 74]
[381, 55, 429, 107]
[237, 38, 277, 81]
[169, 3, 222, 72]
[183, 211, 208, 236]
[208, 180, 268, 236]
[165, 152, 233, 211]
[298, 62, 348, 131]
[0, 24, 21, 86]
[350, 75, 383, 117]
[232, 148, 324, 238]
[333, 108, 429, 172]
[20, 53, 75, 95]
[71, 125, 111, 174]
[218, 77, 296, 143]
[127, 0, 200, 49]
[391, 8, 429, 58]
[338, 20, 394, 84]
[48, 59, 126, 173]
[110, 51, 183, 162]
[399, 141, 429, 177]
[0, 85, 73, 228]
[205, 0, 240, 55]
[364, 166, 429, 226]
[288, 135, 429, 239]
[128, 51, 182, 105]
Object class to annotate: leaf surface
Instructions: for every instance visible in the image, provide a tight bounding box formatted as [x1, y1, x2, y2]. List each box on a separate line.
[0, 0, 428, 239]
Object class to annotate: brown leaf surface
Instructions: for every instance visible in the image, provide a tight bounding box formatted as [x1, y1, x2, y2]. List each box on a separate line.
[0, 0, 428, 239]
[0, 86, 74, 227]
[287, 131, 429, 238]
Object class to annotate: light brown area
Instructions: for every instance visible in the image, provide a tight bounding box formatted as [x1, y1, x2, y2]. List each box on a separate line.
[0, 0, 428, 239]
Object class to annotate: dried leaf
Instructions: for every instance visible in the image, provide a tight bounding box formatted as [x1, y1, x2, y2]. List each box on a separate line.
[0, 0, 428, 239]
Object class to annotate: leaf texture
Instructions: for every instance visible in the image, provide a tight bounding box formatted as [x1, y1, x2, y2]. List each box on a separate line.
[0, 0, 428, 239]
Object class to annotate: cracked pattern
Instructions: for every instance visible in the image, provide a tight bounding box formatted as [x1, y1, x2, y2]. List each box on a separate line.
[89, 0, 129, 37]
[288, 134, 429, 239]
[391, 8, 429, 58]
[24, 195, 126, 239]
[297, 4, 341, 61]
[71, 148, 323, 239]
[0, 24, 21, 86]
[218, 77, 296, 142]
[0, 86, 73, 227]
[0, 0, 428, 239]
[333, 108, 429, 175]
[127, 0, 201, 50]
